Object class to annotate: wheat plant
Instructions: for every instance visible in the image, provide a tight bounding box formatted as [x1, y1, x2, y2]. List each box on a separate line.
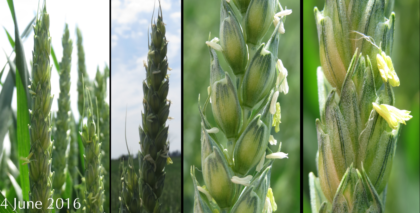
[80, 87, 104, 213]
[27, 4, 54, 211]
[52, 23, 73, 199]
[94, 65, 110, 211]
[119, 1, 172, 212]
[191, 0, 292, 212]
[76, 27, 91, 118]
[309, 0, 413, 212]
[0, 0, 109, 212]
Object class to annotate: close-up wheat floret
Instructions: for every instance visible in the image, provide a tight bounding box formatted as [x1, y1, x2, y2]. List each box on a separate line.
[27, 3, 54, 212]
[51, 23, 72, 198]
[191, 0, 292, 212]
[309, 0, 413, 212]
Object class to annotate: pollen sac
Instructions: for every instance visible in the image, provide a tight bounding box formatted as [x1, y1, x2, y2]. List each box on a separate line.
[242, 44, 277, 109]
[202, 146, 236, 208]
[220, 1, 248, 75]
[243, 0, 276, 45]
[211, 73, 241, 139]
[234, 115, 269, 176]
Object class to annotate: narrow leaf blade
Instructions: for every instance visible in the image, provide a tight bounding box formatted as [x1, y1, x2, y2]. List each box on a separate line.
[51, 46, 60, 73]
[16, 70, 30, 201]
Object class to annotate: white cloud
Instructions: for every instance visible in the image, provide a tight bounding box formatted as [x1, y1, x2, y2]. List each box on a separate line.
[112, 35, 118, 48]
[166, 31, 181, 63]
[112, 0, 172, 25]
[170, 12, 181, 19]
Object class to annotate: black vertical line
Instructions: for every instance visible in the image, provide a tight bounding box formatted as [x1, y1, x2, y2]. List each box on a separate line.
[180, 0, 184, 211]
[300, 0, 304, 211]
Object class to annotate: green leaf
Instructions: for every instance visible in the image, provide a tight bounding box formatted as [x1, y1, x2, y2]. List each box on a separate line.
[0, 70, 15, 154]
[5, 0, 16, 23]
[16, 68, 31, 202]
[7, 173, 22, 203]
[51, 46, 60, 73]
[0, 16, 36, 87]
[3, 27, 15, 48]
[7, 0, 31, 108]
[0, 191, 16, 213]
[0, 64, 6, 86]
[20, 17, 36, 41]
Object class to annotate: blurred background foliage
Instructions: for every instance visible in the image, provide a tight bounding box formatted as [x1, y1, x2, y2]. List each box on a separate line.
[303, 0, 419, 212]
[183, 0, 301, 212]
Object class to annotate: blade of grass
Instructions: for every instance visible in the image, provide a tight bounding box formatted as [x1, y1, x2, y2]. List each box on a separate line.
[0, 69, 14, 154]
[6, 55, 30, 202]
[3, 27, 15, 48]
[51, 46, 60, 73]
[0, 64, 6, 86]
[7, 173, 22, 202]
[6, 0, 31, 108]
[0, 191, 16, 213]
[20, 16, 36, 42]
[0, 16, 36, 83]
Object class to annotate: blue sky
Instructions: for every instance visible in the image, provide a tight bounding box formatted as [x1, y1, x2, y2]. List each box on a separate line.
[111, 0, 181, 158]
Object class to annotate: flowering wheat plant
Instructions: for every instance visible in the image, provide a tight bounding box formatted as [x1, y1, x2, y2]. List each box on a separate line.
[309, 0, 413, 212]
[191, 0, 293, 212]
[118, 1, 173, 212]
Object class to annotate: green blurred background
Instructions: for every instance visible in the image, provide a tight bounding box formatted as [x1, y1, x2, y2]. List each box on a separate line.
[303, 1, 420, 212]
[183, 0, 301, 212]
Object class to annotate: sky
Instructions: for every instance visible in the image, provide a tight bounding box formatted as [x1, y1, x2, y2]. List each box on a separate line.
[111, 0, 181, 158]
[0, 0, 110, 121]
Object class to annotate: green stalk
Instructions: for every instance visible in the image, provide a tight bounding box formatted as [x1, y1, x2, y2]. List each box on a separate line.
[28, 4, 53, 212]
[52, 23, 73, 198]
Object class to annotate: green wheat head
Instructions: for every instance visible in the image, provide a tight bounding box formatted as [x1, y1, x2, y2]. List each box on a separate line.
[76, 27, 91, 118]
[119, 1, 172, 212]
[28, 3, 54, 212]
[52, 23, 73, 197]
[80, 88, 104, 212]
